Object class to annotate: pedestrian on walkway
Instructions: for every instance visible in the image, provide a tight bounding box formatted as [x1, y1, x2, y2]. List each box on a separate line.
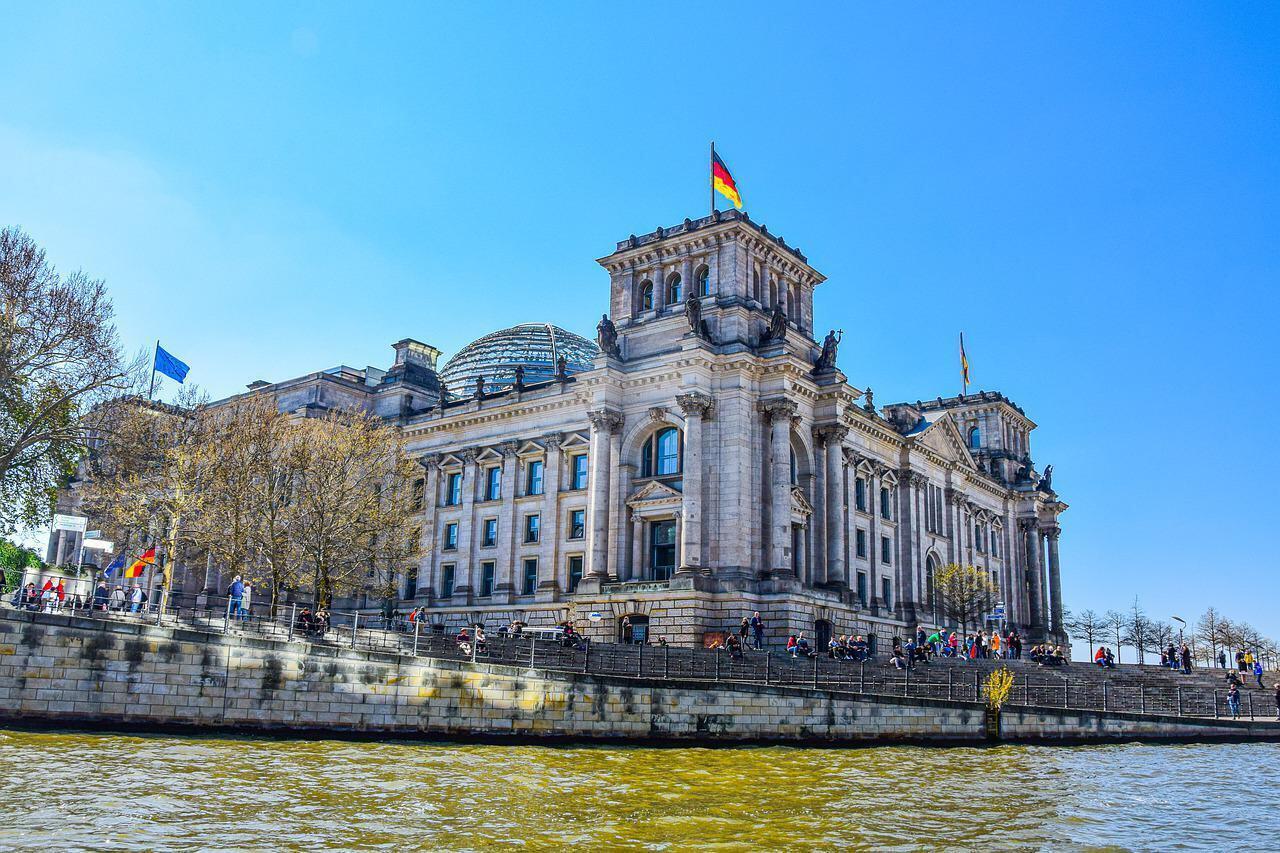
[1253, 660, 1265, 689]
[1274, 682, 1280, 721]
[738, 617, 750, 650]
[1180, 644, 1192, 675]
[129, 584, 144, 614]
[1218, 649, 1227, 669]
[1227, 684, 1241, 719]
[228, 575, 244, 620]
[750, 611, 764, 650]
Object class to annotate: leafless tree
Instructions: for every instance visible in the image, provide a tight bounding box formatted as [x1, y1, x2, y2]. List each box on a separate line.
[1066, 608, 1104, 658]
[1103, 609, 1126, 663]
[0, 226, 142, 531]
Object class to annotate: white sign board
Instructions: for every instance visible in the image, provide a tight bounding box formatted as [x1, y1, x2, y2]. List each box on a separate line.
[588, 611, 603, 623]
[82, 539, 114, 552]
[53, 514, 87, 534]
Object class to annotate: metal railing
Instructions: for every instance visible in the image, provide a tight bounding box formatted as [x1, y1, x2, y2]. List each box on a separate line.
[4, 595, 1276, 723]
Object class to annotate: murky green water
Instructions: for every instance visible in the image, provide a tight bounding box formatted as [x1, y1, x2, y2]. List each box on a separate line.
[0, 729, 1275, 850]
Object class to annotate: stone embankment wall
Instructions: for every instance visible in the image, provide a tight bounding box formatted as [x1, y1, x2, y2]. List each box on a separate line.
[0, 610, 1274, 744]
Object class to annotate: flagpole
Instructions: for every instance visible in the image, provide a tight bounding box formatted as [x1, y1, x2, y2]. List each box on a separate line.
[960, 332, 969, 396]
[710, 141, 716, 218]
[148, 340, 159, 400]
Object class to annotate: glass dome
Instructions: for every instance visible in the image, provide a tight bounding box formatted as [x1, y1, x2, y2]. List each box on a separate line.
[439, 323, 598, 398]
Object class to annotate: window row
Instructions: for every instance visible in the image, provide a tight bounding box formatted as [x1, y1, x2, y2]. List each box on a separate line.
[852, 476, 895, 521]
[434, 454, 590, 508]
[853, 572, 894, 610]
[638, 267, 711, 312]
[437, 554, 585, 599]
[440, 509, 587, 551]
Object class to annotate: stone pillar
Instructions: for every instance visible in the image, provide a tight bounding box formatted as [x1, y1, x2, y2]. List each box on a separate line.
[453, 450, 477, 598]
[819, 425, 848, 587]
[489, 443, 518, 599]
[606, 429, 623, 580]
[653, 264, 666, 311]
[54, 530, 68, 567]
[759, 399, 797, 574]
[1047, 527, 1063, 638]
[1022, 519, 1044, 634]
[897, 471, 923, 626]
[585, 409, 622, 582]
[629, 513, 643, 581]
[676, 392, 713, 573]
[540, 435, 563, 595]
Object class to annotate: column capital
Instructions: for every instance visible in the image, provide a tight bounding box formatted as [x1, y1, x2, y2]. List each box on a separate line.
[459, 448, 478, 465]
[1017, 517, 1039, 533]
[416, 453, 441, 471]
[499, 440, 520, 458]
[900, 469, 928, 488]
[758, 398, 798, 421]
[587, 409, 624, 433]
[812, 423, 849, 446]
[676, 392, 715, 419]
[1045, 526, 1061, 541]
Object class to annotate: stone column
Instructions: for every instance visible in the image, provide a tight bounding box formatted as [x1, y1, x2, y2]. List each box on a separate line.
[676, 392, 713, 574]
[819, 425, 848, 587]
[653, 264, 666, 311]
[494, 442, 519, 600]
[1047, 527, 1063, 638]
[585, 409, 622, 581]
[453, 450, 477, 599]
[539, 435, 563, 596]
[759, 399, 797, 574]
[1022, 519, 1045, 634]
[606, 429, 623, 580]
[897, 471, 924, 626]
[629, 513, 643, 581]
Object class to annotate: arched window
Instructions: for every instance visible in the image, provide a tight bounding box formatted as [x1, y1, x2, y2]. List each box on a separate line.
[752, 270, 761, 302]
[696, 265, 710, 297]
[667, 273, 682, 304]
[641, 427, 682, 477]
[640, 281, 653, 311]
[968, 426, 980, 449]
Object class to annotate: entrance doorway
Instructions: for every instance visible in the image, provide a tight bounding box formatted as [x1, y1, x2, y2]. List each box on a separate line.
[814, 619, 832, 654]
[619, 614, 650, 644]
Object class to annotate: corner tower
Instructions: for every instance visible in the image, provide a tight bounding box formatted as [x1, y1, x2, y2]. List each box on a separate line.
[595, 210, 827, 361]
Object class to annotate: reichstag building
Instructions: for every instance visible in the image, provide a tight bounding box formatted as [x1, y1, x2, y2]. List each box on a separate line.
[56, 210, 1069, 648]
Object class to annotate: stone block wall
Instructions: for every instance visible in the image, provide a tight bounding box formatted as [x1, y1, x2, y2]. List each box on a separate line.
[0, 610, 1274, 744]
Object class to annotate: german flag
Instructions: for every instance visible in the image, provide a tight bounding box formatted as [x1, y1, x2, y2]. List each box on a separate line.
[712, 150, 743, 210]
[124, 546, 156, 580]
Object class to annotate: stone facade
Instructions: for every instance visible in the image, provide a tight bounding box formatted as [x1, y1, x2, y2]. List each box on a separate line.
[50, 210, 1069, 647]
[3, 610, 1274, 744]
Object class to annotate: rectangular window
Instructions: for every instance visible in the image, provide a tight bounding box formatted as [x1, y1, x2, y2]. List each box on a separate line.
[524, 513, 540, 543]
[441, 564, 455, 598]
[567, 555, 584, 592]
[856, 572, 868, 607]
[881, 577, 892, 610]
[526, 460, 544, 495]
[855, 477, 867, 512]
[486, 467, 502, 501]
[568, 509, 585, 540]
[881, 535, 892, 564]
[975, 522, 985, 553]
[855, 528, 867, 559]
[991, 530, 1000, 558]
[880, 486, 892, 520]
[650, 519, 677, 580]
[443, 522, 458, 551]
[411, 477, 425, 511]
[571, 454, 588, 490]
[522, 558, 538, 595]
[404, 572, 417, 599]
[481, 518, 498, 548]
[445, 472, 462, 506]
[480, 561, 495, 597]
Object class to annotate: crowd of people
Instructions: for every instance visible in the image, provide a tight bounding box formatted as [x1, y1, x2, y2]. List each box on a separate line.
[9, 577, 152, 614]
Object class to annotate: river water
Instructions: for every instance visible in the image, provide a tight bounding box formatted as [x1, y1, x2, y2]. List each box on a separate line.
[0, 729, 1275, 851]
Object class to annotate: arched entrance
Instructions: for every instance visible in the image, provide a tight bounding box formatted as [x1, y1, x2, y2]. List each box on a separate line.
[925, 552, 942, 624]
[618, 614, 649, 644]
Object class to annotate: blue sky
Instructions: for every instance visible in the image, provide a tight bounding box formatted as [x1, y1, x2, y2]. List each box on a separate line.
[3, 3, 1277, 640]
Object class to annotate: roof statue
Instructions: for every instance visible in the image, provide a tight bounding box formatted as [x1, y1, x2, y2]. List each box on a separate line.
[814, 328, 842, 372]
[596, 314, 620, 357]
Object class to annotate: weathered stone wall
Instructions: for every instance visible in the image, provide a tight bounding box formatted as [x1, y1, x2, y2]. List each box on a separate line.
[0, 610, 1273, 744]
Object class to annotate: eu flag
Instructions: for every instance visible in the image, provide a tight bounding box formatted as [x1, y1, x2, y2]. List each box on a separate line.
[103, 553, 126, 579]
[154, 344, 190, 383]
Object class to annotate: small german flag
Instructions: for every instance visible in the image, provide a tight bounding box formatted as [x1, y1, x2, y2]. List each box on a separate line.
[124, 546, 156, 580]
[712, 149, 743, 210]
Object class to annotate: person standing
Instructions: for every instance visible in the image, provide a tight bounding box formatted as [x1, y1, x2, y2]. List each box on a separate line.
[242, 583, 254, 622]
[92, 580, 109, 611]
[1254, 660, 1265, 689]
[1274, 682, 1280, 721]
[1218, 649, 1227, 669]
[228, 575, 245, 620]
[750, 611, 764, 650]
[1226, 683, 1242, 719]
[129, 584, 144, 614]
[1180, 644, 1192, 675]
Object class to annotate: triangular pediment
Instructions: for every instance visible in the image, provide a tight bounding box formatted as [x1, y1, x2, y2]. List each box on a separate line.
[912, 414, 978, 470]
[559, 431, 589, 449]
[516, 439, 545, 457]
[627, 480, 683, 506]
[438, 452, 465, 468]
[790, 484, 814, 516]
